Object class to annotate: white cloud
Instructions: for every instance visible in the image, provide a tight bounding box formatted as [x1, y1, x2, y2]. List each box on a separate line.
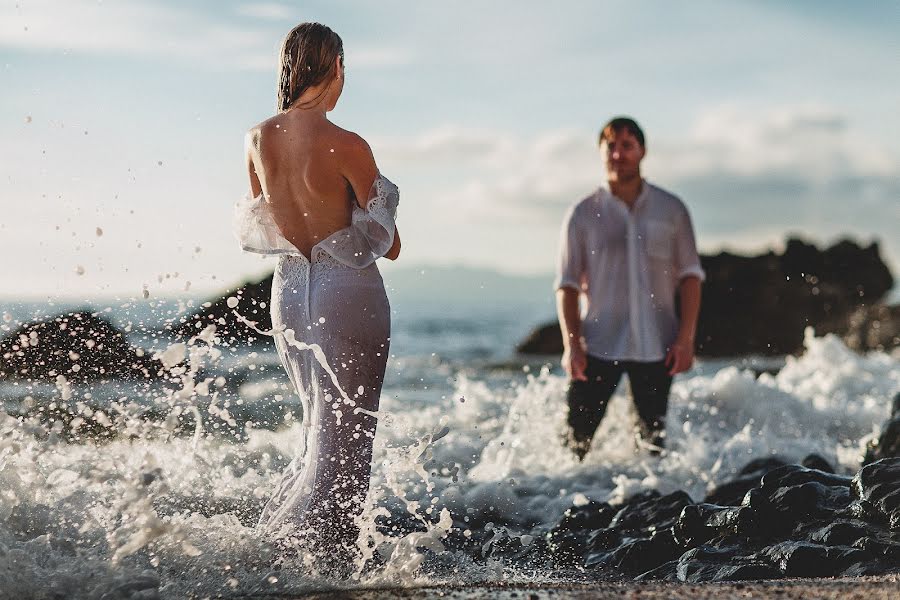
[0, 0, 271, 70]
[372, 105, 899, 274]
[380, 104, 898, 222]
[0, 0, 411, 72]
[648, 104, 896, 182]
[376, 127, 600, 223]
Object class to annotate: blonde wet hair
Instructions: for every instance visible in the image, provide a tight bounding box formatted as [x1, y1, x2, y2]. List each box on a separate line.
[276, 22, 343, 112]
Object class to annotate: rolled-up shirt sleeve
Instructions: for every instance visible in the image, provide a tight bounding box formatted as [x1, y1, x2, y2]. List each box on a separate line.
[674, 205, 705, 282]
[554, 205, 585, 291]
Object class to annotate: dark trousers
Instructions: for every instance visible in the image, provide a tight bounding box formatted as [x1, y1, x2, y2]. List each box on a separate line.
[566, 355, 673, 459]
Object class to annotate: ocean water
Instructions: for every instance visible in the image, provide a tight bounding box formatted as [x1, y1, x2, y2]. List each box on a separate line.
[0, 298, 898, 598]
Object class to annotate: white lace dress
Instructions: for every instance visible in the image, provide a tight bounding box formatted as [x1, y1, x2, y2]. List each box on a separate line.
[234, 175, 398, 551]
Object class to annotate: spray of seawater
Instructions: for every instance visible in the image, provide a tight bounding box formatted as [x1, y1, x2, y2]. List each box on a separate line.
[0, 315, 897, 597]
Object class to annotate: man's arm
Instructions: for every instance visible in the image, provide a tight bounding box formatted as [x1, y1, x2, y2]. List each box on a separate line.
[665, 275, 702, 375]
[557, 287, 587, 381]
[554, 204, 588, 381]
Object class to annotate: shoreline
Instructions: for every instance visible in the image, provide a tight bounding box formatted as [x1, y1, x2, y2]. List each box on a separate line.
[275, 574, 900, 599]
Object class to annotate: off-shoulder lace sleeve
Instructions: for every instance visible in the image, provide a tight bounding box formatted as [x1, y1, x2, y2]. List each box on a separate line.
[316, 174, 399, 268]
[233, 193, 300, 256]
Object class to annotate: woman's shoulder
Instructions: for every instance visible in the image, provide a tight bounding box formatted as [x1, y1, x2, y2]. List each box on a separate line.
[329, 124, 373, 157]
[328, 125, 377, 176]
[246, 114, 288, 145]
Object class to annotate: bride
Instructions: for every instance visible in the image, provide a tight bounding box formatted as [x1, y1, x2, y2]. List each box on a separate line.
[234, 22, 400, 560]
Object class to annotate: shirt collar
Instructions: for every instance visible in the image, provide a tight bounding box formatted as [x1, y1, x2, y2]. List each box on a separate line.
[597, 179, 650, 211]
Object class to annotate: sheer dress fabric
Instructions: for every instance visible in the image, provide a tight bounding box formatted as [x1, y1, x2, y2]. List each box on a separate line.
[234, 175, 398, 547]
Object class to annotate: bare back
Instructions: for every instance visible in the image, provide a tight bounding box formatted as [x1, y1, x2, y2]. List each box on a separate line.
[246, 111, 376, 260]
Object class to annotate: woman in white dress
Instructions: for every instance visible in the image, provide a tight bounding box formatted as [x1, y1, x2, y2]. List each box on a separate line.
[234, 22, 400, 560]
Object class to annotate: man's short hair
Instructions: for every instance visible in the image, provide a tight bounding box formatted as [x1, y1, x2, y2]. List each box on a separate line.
[599, 117, 645, 149]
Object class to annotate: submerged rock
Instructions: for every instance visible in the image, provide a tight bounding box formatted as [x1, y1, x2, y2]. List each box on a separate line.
[0, 311, 160, 382]
[516, 322, 562, 355]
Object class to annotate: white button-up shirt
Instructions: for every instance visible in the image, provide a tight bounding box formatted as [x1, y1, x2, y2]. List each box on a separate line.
[555, 181, 705, 362]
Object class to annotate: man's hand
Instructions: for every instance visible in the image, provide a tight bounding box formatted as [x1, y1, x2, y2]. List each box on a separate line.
[665, 335, 695, 376]
[562, 343, 588, 382]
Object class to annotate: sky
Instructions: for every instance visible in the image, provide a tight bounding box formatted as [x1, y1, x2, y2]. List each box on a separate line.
[1, 0, 898, 300]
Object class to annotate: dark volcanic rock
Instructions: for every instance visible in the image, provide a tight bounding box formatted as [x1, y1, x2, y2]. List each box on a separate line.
[801, 453, 835, 473]
[743, 466, 853, 537]
[864, 415, 900, 465]
[674, 546, 782, 582]
[864, 392, 900, 465]
[170, 273, 274, 349]
[554, 452, 900, 582]
[807, 520, 881, 547]
[517, 237, 895, 356]
[756, 541, 877, 577]
[673, 503, 756, 548]
[598, 528, 682, 575]
[607, 491, 694, 534]
[850, 458, 900, 528]
[704, 457, 788, 506]
[516, 322, 562, 355]
[555, 500, 617, 533]
[582, 491, 693, 571]
[698, 237, 894, 356]
[0, 311, 160, 382]
[545, 500, 618, 563]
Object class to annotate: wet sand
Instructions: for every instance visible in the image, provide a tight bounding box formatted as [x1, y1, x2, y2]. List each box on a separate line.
[279, 574, 900, 599]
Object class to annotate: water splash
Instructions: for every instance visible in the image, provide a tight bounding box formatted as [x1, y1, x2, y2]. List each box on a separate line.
[0, 318, 896, 597]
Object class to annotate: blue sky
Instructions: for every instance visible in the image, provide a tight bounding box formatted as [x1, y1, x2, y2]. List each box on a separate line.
[1, 0, 898, 299]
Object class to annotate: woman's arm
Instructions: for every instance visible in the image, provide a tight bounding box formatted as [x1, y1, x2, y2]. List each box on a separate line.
[384, 227, 401, 260]
[340, 131, 400, 260]
[339, 132, 379, 210]
[245, 130, 262, 197]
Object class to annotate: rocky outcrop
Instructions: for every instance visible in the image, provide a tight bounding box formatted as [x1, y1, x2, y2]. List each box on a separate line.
[169, 273, 274, 349]
[535, 392, 900, 582]
[418, 393, 900, 583]
[517, 238, 896, 357]
[0, 311, 160, 382]
[696, 238, 893, 356]
[534, 457, 900, 582]
[516, 322, 564, 356]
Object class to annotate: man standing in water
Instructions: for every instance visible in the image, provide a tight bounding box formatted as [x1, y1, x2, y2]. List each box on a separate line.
[555, 117, 704, 459]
